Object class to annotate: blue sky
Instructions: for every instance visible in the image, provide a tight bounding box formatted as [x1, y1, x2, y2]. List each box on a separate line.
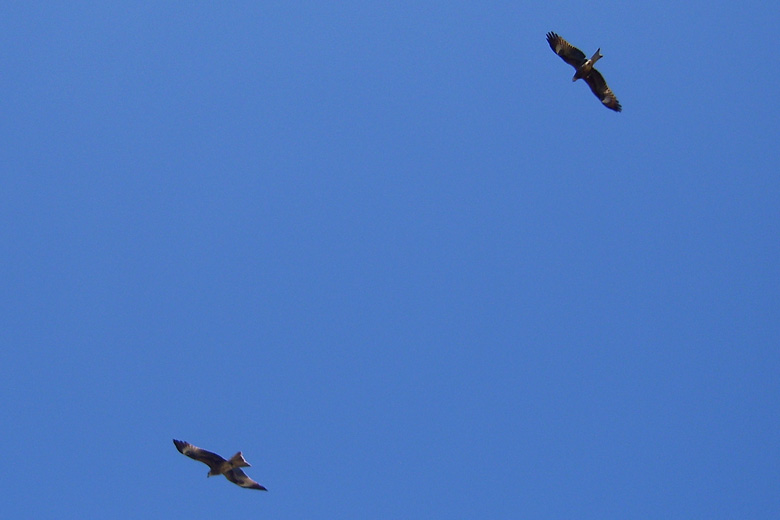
[2, 2, 778, 518]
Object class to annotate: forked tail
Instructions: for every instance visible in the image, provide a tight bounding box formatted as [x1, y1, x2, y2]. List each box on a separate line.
[228, 451, 251, 468]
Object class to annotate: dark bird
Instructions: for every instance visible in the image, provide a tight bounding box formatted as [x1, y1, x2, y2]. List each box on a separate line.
[546, 32, 622, 112]
[173, 439, 267, 491]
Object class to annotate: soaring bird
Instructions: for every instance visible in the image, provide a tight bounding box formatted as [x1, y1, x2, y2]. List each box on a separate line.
[173, 439, 267, 491]
[546, 32, 622, 112]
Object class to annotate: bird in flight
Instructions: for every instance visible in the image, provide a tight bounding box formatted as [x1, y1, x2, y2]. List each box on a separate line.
[173, 439, 268, 491]
[546, 32, 622, 112]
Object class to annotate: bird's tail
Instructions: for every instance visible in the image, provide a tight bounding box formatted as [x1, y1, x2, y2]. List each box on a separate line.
[228, 452, 251, 468]
[590, 48, 603, 64]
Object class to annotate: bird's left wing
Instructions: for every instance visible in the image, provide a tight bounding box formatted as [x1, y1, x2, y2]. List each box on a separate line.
[584, 69, 622, 112]
[224, 468, 268, 491]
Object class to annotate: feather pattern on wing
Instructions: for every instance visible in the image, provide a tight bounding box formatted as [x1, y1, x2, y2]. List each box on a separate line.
[546, 32, 586, 69]
[224, 468, 268, 491]
[173, 439, 226, 472]
[584, 69, 622, 112]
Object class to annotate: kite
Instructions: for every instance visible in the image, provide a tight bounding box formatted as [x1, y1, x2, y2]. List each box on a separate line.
[546, 32, 622, 112]
[173, 439, 267, 491]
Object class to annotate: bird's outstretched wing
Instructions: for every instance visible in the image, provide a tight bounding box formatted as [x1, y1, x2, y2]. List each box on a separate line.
[584, 68, 622, 112]
[173, 439, 226, 473]
[224, 468, 268, 491]
[546, 32, 586, 69]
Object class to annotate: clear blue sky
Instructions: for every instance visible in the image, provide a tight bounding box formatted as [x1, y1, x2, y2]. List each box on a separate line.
[2, 2, 778, 518]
